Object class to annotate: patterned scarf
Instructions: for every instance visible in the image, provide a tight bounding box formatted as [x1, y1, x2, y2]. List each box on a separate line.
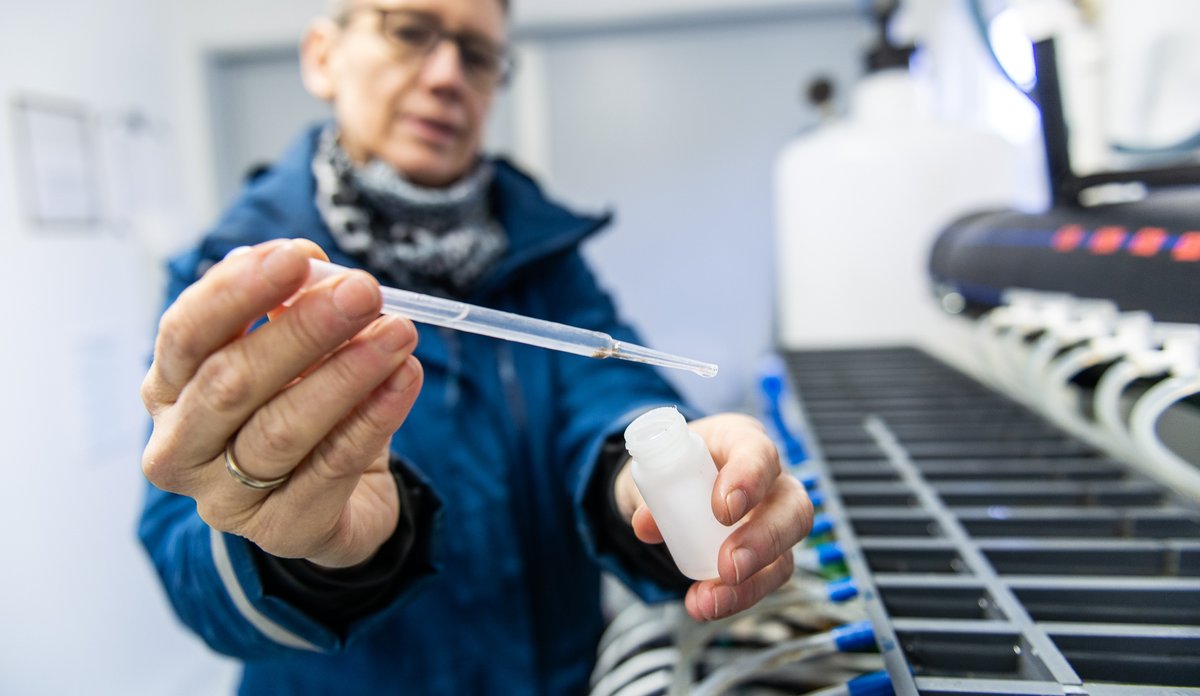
[312, 126, 507, 298]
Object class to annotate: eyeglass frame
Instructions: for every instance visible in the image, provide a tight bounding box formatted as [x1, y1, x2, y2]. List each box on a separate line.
[338, 6, 515, 91]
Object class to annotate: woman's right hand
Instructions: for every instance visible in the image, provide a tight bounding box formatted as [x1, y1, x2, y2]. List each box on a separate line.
[140, 239, 423, 568]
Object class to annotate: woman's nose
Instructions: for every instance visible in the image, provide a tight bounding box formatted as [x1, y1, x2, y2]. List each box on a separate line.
[418, 38, 469, 90]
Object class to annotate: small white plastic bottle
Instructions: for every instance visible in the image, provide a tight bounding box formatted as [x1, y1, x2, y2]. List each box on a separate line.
[624, 407, 739, 580]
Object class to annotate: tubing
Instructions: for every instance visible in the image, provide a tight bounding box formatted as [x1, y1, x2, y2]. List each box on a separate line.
[690, 622, 875, 696]
[1128, 375, 1200, 501]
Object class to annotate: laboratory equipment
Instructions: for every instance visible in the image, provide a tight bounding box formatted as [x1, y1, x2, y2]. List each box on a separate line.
[772, 1, 1023, 354]
[783, 346, 1200, 695]
[299, 258, 718, 378]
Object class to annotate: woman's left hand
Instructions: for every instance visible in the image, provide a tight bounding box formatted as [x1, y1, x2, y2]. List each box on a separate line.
[614, 413, 813, 622]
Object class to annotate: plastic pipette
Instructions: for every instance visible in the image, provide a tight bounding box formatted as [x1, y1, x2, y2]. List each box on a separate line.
[302, 259, 718, 378]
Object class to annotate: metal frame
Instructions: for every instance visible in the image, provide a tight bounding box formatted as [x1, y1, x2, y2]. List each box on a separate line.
[785, 346, 1200, 695]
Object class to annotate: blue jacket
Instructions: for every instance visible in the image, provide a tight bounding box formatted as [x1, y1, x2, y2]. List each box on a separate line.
[139, 127, 690, 694]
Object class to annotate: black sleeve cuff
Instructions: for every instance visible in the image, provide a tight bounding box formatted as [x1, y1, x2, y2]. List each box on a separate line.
[582, 435, 692, 595]
[251, 455, 437, 634]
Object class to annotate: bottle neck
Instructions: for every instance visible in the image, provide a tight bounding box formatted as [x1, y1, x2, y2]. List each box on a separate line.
[624, 407, 690, 467]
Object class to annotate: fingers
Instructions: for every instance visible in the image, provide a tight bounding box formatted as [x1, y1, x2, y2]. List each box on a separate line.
[142, 240, 318, 410]
[705, 420, 779, 527]
[248, 355, 424, 563]
[716, 475, 812, 587]
[630, 505, 664, 544]
[221, 315, 418, 491]
[146, 268, 388, 489]
[192, 324, 421, 549]
[685, 551, 795, 622]
[139, 239, 426, 568]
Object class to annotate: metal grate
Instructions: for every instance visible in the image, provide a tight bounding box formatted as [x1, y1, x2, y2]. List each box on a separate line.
[784, 346, 1200, 696]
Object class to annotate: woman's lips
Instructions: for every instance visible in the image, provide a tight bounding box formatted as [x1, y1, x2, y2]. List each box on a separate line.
[406, 116, 460, 146]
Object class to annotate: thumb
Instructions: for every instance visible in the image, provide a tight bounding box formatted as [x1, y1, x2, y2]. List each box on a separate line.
[631, 505, 665, 544]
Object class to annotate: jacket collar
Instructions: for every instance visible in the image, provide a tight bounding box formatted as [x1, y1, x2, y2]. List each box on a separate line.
[208, 123, 612, 300]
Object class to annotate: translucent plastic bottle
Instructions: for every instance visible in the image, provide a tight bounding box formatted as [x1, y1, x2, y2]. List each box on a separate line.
[624, 407, 738, 580]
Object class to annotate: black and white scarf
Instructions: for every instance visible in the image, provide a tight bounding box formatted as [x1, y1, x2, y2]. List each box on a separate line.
[312, 126, 507, 298]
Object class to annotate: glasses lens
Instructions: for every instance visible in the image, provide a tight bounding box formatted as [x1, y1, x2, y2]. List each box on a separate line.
[381, 12, 439, 56]
[377, 10, 510, 90]
[457, 39, 508, 87]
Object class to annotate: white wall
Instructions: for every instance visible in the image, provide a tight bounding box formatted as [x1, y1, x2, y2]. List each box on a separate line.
[0, 1, 239, 694]
[529, 12, 864, 411]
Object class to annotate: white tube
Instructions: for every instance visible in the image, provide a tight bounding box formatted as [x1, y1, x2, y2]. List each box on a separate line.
[1093, 360, 1148, 462]
[1043, 319, 1147, 447]
[690, 632, 837, 696]
[610, 670, 673, 696]
[596, 602, 673, 657]
[589, 648, 677, 696]
[1044, 344, 1103, 423]
[1025, 332, 1068, 403]
[667, 582, 849, 696]
[973, 314, 1002, 390]
[1128, 376, 1200, 502]
[591, 618, 677, 687]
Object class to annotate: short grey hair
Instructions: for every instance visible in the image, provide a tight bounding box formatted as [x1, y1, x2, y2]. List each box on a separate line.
[328, 0, 509, 21]
[328, 0, 353, 20]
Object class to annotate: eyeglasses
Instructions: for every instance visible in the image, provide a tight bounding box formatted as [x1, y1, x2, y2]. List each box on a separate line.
[342, 7, 513, 91]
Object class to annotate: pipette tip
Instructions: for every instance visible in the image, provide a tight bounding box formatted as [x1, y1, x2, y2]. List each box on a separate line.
[609, 342, 719, 378]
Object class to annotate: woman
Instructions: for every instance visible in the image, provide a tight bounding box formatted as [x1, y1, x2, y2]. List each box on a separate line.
[138, 0, 811, 692]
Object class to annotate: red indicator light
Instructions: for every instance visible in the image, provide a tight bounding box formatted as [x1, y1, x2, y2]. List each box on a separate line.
[1173, 232, 1200, 262]
[1052, 224, 1085, 252]
[1088, 226, 1127, 255]
[1128, 227, 1167, 257]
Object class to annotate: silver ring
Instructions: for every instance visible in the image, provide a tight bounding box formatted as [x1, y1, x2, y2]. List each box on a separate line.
[224, 439, 290, 491]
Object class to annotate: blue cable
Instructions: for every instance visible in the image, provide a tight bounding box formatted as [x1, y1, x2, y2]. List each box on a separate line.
[847, 670, 895, 696]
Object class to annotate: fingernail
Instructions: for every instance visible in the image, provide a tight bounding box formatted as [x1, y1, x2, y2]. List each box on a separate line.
[374, 316, 411, 353]
[261, 240, 304, 285]
[725, 489, 748, 524]
[332, 273, 377, 319]
[385, 359, 419, 392]
[713, 585, 736, 619]
[732, 547, 755, 585]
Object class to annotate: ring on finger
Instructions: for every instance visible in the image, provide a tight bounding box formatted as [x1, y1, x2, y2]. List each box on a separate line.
[224, 437, 290, 491]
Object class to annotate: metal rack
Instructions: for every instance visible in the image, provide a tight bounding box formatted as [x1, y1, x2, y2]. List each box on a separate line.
[784, 346, 1200, 695]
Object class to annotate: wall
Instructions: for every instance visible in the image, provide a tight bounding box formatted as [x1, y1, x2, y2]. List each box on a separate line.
[529, 10, 864, 411]
[0, 1, 239, 694]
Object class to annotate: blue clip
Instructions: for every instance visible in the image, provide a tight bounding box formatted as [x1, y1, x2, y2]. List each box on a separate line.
[758, 356, 808, 464]
[831, 620, 875, 652]
[825, 577, 858, 602]
[815, 541, 844, 567]
[809, 513, 833, 537]
[847, 670, 894, 696]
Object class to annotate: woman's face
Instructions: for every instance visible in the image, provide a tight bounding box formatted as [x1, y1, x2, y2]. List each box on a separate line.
[304, 0, 508, 187]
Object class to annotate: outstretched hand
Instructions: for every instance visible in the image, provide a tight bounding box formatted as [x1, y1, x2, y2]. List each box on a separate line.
[140, 239, 423, 569]
[614, 413, 813, 622]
